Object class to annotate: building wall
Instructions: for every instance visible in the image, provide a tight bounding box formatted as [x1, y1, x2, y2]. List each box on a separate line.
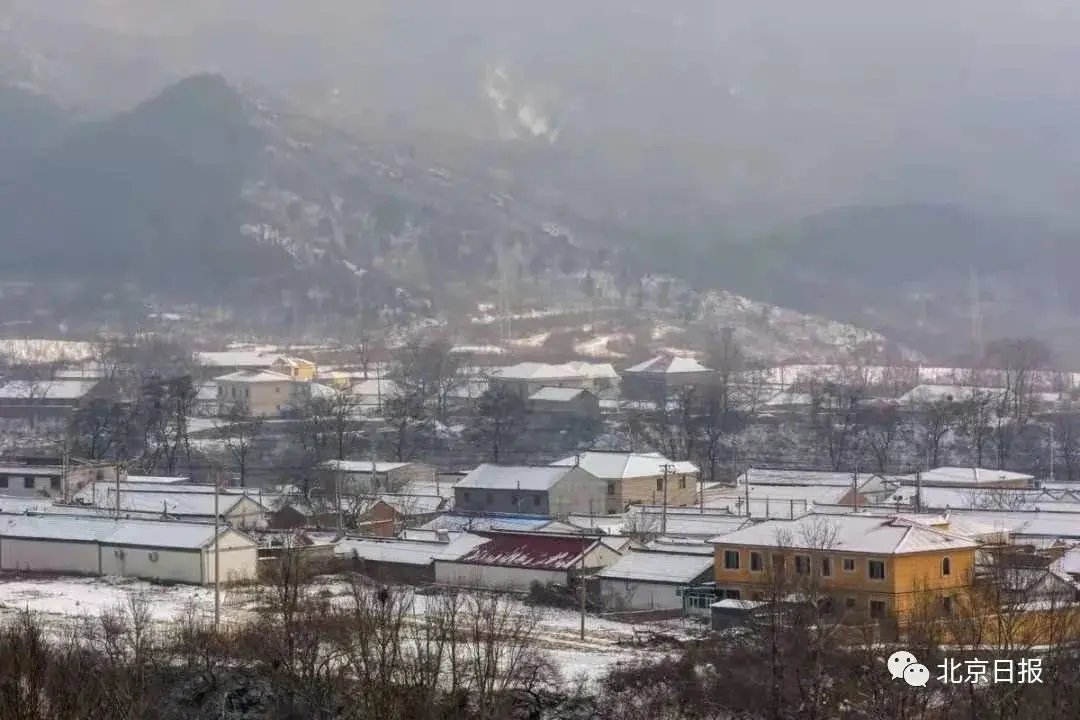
[100, 545, 203, 584]
[455, 487, 550, 515]
[548, 467, 609, 516]
[272, 358, 316, 381]
[202, 530, 259, 584]
[599, 579, 684, 611]
[217, 380, 293, 417]
[434, 561, 566, 591]
[0, 537, 100, 574]
[712, 545, 977, 618]
[225, 496, 269, 530]
[620, 472, 697, 509]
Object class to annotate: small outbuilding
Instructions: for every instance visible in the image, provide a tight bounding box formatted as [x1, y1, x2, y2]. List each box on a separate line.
[596, 550, 714, 611]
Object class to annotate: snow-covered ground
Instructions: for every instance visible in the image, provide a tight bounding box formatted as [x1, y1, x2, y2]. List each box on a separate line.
[0, 576, 682, 681]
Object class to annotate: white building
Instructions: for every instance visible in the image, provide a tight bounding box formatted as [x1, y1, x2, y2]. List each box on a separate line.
[75, 486, 268, 529]
[596, 550, 714, 611]
[0, 514, 258, 585]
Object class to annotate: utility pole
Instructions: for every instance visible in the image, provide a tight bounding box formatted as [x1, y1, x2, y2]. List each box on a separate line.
[660, 464, 673, 535]
[744, 466, 751, 518]
[915, 469, 922, 514]
[114, 461, 124, 520]
[214, 472, 221, 629]
[60, 441, 69, 504]
[580, 530, 587, 641]
[1050, 424, 1056, 484]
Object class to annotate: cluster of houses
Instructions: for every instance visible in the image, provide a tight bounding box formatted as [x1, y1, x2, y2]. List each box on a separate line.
[4, 445, 1080, 644]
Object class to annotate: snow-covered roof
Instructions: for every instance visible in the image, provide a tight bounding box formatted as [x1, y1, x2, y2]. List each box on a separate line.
[0, 379, 98, 400]
[565, 361, 620, 380]
[941, 510, 1080, 540]
[629, 512, 751, 539]
[213, 369, 293, 383]
[335, 533, 486, 565]
[456, 464, 575, 491]
[320, 460, 413, 473]
[597, 550, 713, 584]
[0, 514, 249, 549]
[623, 355, 711, 375]
[377, 494, 446, 515]
[73, 482, 240, 501]
[711, 513, 977, 554]
[195, 351, 279, 368]
[645, 537, 715, 555]
[893, 467, 1034, 487]
[551, 452, 697, 479]
[492, 362, 582, 381]
[529, 386, 590, 402]
[348, 378, 401, 398]
[420, 514, 558, 532]
[896, 384, 1000, 405]
[79, 489, 263, 516]
[451, 532, 602, 570]
[125, 475, 190, 485]
[737, 469, 859, 487]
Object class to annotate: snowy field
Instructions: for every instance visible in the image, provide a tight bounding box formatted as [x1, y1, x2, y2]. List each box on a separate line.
[0, 576, 683, 680]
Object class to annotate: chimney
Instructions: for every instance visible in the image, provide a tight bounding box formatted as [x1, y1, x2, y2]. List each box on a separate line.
[435, 529, 450, 543]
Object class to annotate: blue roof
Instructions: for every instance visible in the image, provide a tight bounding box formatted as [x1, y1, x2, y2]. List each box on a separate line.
[420, 512, 553, 532]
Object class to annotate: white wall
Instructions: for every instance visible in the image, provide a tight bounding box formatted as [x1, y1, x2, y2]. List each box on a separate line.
[434, 562, 567, 591]
[599, 579, 682, 611]
[99, 545, 203, 584]
[202, 530, 258, 584]
[226, 497, 268, 530]
[0, 538, 99, 575]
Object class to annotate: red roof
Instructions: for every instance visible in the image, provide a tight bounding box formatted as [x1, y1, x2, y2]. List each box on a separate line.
[455, 532, 596, 571]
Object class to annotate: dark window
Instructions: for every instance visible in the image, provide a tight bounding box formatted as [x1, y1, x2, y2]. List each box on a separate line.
[723, 550, 740, 570]
[794, 555, 811, 575]
[724, 589, 741, 600]
[656, 477, 663, 491]
[942, 557, 951, 577]
[845, 597, 858, 610]
[842, 558, 856, 572]
[0, 476, 9, 488]
[870, 600, 887, 619]
[533, 495, 541, 507]
[772, 555, 786, 575]
[23, 477, 34, 490]
[821, 557, 833, 577]
[678, 476, 686, 489]
[607, 482, 616, 496]
[868, 560, 886, 580]
[818, 596, 834, 614]
[462, 491, 471, 502]
[750, 552, 763, 572]
[50, 477, 61, 492]
[942, 595, 953, 614]
[511, 494, 519, 505]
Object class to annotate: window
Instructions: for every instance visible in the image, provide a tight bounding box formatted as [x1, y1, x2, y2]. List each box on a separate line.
[845, 597, 858, 610]
[607, 482, 616, 496]
[750, 551, 763, 572]
[50, 477, 61, 492]
[821, 557, 833, 577]
[532, 495, 541, 507]
[794, 555, 811, 575]
[818, 596, 834, 614]
[462, 491, 471, 502]
[689, 595, 712, 609]
[511, 494, 519, 506]
[869, 600, 887, 619]
[842, 558, 856, 572]
[723, 550, 740, 570]
[23, 477, 34, 490]
[231, 386, 237, 399]
[656, 477, 663, 491]
[0, 477, 7, 488]
[772, 554, 786, 575]
[942, 595, 953, 614]
[275, 386, 281, 393]
[678, 476, 687, 489]
[941, 557, 951, 577]
[868, 560, 886, 581]
[751, 592, 765, 602]
[723, 589, 741, 600]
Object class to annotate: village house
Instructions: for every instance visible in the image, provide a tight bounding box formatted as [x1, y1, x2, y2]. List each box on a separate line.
[326, 531, 488, 584]
[454, 464, 607, 516]
[488, 363, 592, 399]
[0, 459, 122, 502]
[194, 350, 281, 382]
[0, 514, 258, 585]
[214, 369, 295, 417]
[75, 486, 269, 529]
[433, 530, 622, 592]
[710, 513, 978, 628]
[551, 451, 699, 513]
[0, 378, 100, 425]
[527, 386, 601, 428]
[318, 460, 439, 495]
[619, 354, 715, 401]
[596, 549, 714, 612]
[270, 356, 317, 380]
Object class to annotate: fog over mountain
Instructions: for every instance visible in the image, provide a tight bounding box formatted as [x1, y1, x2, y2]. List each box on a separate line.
[2, 0, 1080, 354]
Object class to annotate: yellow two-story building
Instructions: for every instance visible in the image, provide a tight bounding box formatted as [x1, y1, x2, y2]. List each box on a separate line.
[710, 513, 977, 622]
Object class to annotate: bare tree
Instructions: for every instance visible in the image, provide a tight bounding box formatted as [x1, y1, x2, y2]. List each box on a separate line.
[217, 401, 265, 488]
[858, 401, 907, 473]
[467, 385, 529, 462]
[984, 337, 1052, 470]
[1051, 412, 1080, 482]
[807, 378, 864, 471]
[911, 394, 964, 468]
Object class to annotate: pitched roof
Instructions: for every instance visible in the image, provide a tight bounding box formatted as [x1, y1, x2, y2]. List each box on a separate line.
[80, 488, 263, 516]
[0, 514, 249, 549]
[320, 460, 413, 473]
[492, 362, 582, 381]
[195, 351, 279, 368]
[710, 513, 977, 554]
[334, 533, 487, 565]
[213, 369, 293, 383]
[623, 355, 711, 375]
[565, 361, 620, 380]
[551, 451, 697, 478]
[893, 467, 1034, 487]
[597, 550, 713, 583]
[450, 532, 600, 570]
[529, 386, 590, 402]
[421, 514, 558, 532]
[0, 379, 98, 400]
[456, 464, 575, 491]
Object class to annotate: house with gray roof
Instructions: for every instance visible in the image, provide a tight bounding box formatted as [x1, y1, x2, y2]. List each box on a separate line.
[454, 464, 607, 517]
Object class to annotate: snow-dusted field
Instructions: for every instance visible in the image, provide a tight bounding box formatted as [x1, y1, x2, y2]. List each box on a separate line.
[0, 576, 681, 680]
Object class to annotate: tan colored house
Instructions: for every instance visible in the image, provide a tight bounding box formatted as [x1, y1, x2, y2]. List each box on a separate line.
[214, 370, 295, 417]
[271, 356, 317, 381]
[550, 451, 699, 513]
